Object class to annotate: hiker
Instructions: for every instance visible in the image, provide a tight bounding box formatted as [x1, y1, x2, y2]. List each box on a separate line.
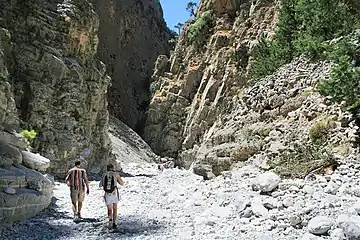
[65, 160, 90, 221]
[99, 163, 125, 228]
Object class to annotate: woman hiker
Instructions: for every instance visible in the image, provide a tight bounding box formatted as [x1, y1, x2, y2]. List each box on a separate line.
[99, 163, 125, 228]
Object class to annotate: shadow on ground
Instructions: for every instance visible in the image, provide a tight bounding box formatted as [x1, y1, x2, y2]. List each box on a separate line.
[0, 196, 85, 240]
[99, 215, 166, 238]
[119, 171, 157, 178]
[1, 197, 167, 239]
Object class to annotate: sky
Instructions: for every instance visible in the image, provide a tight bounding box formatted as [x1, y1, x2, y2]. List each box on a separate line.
[159, 0, 199, 31]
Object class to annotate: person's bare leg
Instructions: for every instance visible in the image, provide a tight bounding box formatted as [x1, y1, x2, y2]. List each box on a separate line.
[72, 201, 77, 213]
[113, 203, 118, 224]
[107, 204, 113, 227]
[107, 204, 113, 221]
[78, 201, 83, 217]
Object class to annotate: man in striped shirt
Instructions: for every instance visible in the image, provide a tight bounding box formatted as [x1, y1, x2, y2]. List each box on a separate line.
[65, 160, 90, 220]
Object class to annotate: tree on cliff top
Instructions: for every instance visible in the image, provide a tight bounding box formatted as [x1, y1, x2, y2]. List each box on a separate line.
[186, 1, 197, 17]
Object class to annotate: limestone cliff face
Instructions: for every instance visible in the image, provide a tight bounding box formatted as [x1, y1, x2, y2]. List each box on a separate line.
[0, 0, 111, 177]
[144, 0, 359, 179]
[144, 0, 279, 161]
[91, 0, 171, 133]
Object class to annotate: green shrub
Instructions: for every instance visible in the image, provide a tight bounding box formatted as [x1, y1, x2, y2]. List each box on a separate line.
[317, 36, 360, 110]
[250, 0, 360, 80]
[187, 10, 214, 47]
[292, 34, 330, 60]
[250, 36, 292, 80]
[19, 129, 37, 146]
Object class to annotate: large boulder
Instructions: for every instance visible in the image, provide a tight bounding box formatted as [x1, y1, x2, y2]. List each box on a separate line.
[252, 172, 281, 193]
[0, 164, 54, 225]
[0, 141, 22, 167]
[308, 216, 334, 235]
[21, 151, 50, 172]
[0, 131, 28, 150]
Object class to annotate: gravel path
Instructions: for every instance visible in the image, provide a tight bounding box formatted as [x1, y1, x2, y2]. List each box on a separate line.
[2, 162, 360, 239]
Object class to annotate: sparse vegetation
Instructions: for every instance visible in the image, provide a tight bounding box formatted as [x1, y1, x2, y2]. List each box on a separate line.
[187, 10, 214, 47]
[19, 129, 37, 147]
[270, 142, 337, 179]
[309, 118, 336, 143]
[174, 23, 184, 35]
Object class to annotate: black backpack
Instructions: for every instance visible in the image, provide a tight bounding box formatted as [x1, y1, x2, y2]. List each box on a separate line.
[103, 172, 116, 193]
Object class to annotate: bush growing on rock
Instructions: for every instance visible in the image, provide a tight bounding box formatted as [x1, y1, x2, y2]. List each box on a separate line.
[309, 118, 336, 143]
[187, 10, 214, 48]
[270, 142, 337, 178]
[19, 129, 37, 147]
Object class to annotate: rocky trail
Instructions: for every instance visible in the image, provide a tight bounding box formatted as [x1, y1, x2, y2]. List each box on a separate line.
[2, 161, 360, 240]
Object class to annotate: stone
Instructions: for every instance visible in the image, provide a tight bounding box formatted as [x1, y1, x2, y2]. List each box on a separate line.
[330, 228, 346, 240]
[21, 151, 50, 172]
[352, 202, 360, 215]
[0, 188, 52, 224]
[252, 172, 281, 193]
[303, 185, 315, 195]
[0, 142, 22, 167]
[241, 208, 254, 218]
[251, 200, 269, 217]
[308, 216, 333, 235]
[3, 186, 15, 195]
[0, 131, 27, 150]
[337, 214, 360, 240]
[325, 181, 341, 195]
[301, 233, 323, 240]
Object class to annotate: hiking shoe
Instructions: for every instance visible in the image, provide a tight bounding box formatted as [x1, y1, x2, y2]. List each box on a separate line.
[77, 212, 82, 219]
[73, 213, 79, 221]
[112, 223, 117, 229]
[108, 220, 113, 228]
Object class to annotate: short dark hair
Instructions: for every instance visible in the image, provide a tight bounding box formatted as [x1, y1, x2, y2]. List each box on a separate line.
[75, 160, 81, 166]
[107, 163, 115, 171]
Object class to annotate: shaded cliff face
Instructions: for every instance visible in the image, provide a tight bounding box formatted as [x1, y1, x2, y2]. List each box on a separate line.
[0, 0, 111, 177]
[91, 0, 171, 133]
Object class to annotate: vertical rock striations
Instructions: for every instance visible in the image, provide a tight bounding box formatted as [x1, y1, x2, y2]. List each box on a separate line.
[0, 0, 111, 177]
[145, 0, 359, 179]
[144, 0, 279, 170]
[91, 0, 172, 134]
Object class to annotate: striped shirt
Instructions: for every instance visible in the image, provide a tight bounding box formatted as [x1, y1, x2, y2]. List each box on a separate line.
[65, 167, 87, 191]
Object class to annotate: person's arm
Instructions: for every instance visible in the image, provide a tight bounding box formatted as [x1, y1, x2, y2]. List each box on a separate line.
[83, 170, 90, 194]
[99, 176, 104, 188]
[116, 174, 125, 186]
[65, 171, 71, 186]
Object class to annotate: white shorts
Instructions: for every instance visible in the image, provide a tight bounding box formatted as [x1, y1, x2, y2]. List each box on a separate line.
[104, 194, 120, 205]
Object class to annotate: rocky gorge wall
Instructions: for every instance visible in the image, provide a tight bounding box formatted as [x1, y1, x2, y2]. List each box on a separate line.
[144, 0, 359, 179]
[144, 0, 280, 173]
[91, 0, 172, 134]
[0, 0, 112, 177]
[0, 23, 53, 226]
